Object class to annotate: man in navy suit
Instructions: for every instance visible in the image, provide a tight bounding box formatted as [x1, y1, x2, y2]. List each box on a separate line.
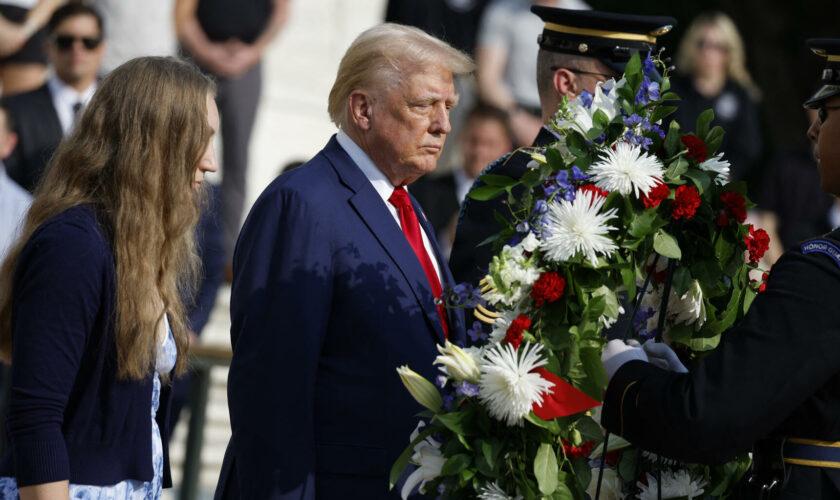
[2, 3, 104, 192]
[214, 24, 473, 499]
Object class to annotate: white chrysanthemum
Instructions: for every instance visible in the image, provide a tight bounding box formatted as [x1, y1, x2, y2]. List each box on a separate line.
[586, 467, 623, 500]
[589, 142, 665, 197]
[478, 481, 523, 500]
[699, 153, 731, 185]
[541, 189, 618, 266]
[401, 422, 445, 500]
[636, 470, 706, 500]
[478, 343, 553, 426]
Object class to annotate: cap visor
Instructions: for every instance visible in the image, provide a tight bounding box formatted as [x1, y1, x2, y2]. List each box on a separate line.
[804, 84, 840, 109]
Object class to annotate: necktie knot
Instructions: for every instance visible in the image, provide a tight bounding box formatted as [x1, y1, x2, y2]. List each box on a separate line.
[388, 187, 412, 209]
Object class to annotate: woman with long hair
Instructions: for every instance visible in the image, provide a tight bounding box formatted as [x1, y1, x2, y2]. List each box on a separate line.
[0, 56, 217, 499]
[670, 11, 763, 184]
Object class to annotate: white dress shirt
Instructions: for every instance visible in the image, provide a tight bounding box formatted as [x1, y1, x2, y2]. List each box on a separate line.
[335, 130, 444, 287]
[0, 165, 32, 261]
[47, 76, 97, 136]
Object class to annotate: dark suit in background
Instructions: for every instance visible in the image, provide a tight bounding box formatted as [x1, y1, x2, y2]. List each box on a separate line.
[1, 84, 62, 192]
[408, 173, 459, 238]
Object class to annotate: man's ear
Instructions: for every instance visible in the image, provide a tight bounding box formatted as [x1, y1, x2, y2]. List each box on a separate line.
[348, 90, 374, 131]
[1, 132, 17, 160]
[552, 68, 579, 100]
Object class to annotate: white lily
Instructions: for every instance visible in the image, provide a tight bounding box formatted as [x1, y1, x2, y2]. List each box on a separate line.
[434, 341, 481, 384]
[396, 366, 442, 411]
[401, 422, 445, 499]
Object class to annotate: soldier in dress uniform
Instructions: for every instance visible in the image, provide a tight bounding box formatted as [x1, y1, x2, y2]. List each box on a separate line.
[449, 7, 676, 285]
[600, 38, 840, 499]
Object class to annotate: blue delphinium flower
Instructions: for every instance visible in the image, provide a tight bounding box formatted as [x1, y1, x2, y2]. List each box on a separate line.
[624, 114, 643, 127]
[436, 374, 448, 388]
[635, 76, 660, 106]
[455, 381, 480, 397]
[634, 305, 657, 340]
[467, 320, 488, 342]
[593, 133, 607, 145]
[449, 282, 483, 308]
[641, 117, 666, 139]
[571, 165, 590, 181]
[442, 392, 456, 411]
[642, 51, 656, 75]
[579, 89, 594, 108]
[533, 199, 548, 215]
[516, 221, 530, 233]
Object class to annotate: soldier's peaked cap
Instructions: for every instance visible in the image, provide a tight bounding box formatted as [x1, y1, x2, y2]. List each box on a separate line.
[804, 38, 840, 109]
[531, 6, 676, 74]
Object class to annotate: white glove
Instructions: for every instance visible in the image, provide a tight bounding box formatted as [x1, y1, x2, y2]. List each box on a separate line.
[643, 339, 688, 373]
[601, 339, 649, 382]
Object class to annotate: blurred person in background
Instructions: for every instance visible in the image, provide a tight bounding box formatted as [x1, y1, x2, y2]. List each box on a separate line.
[0, 56, 216, 500]
[474, 0, 588, 148]
[175, 0, 290, 277]
[410, 103, 514, 257]
[82, 0, 177, 74]
[670, 12, 762, 186]
[0, 103, 30, 262]
[0, 0, 61, 95]
[2, 3, 104, 192]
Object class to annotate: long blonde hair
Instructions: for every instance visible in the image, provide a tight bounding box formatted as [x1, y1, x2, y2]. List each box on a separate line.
[0, 56, 215, 379]
[676, 12, 761, 101]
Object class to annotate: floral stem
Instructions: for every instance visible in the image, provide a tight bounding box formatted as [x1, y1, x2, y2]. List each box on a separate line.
[622, 253, 660, 340]
[654, 257, 677, 343]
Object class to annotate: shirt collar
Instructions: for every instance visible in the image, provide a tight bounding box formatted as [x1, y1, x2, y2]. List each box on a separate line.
[336, 129, 397, 203]
[47, 75, 98, 134]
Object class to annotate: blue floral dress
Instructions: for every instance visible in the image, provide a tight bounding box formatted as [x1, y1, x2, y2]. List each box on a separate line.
[0, 315, 178, 500]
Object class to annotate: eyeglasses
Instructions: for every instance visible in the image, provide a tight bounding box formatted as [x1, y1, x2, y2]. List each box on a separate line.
[697, 39, 729, 53]
[550, 66, 613, 81]
[818, 104, 840, 125]
[52, 34, 102, 51]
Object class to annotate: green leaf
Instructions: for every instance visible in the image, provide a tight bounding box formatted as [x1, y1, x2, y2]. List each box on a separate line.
[440, 453, 471, 476]
[617, 448, 640, 481]
[660, 91, 680, 101]
[628, 209, 658, 238]
[522, 169, 543, 188]
[565, 131, 588, 157]
[576, 416, 604, 442]
[579, 347, 608, 397]
[663, 120, 681, 157]
[706, 125, 725, 156]
[534, 443, 559, 495]
[671, 266, 692, 297]
[649, 105, 678, 125]
[696, 108, 715, 139]
[664, 156, 689, 180]
[389, 424, 440, 489]
[653, 229, 682, 259]
[571, 457, 593, 493]
[468, 184, 506, 201]
[546, 145, 565, 167]
[624, 52, 642, 90]
[683, 168, 712, 194]
[593, 109, 610, 129]
[551, 482, 575, 500]
[525, 412, 563, 434]
[743, 285, 757, 314]
[480, 173, 516, 187]
[434, 409, 475, 435]
[481, 439, 502, 471]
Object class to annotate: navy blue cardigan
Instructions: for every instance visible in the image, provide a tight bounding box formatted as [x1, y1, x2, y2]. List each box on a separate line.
[0, 205, 173, 487]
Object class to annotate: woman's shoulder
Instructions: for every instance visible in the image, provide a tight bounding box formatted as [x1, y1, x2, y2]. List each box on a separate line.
[24, 205, 110, 260]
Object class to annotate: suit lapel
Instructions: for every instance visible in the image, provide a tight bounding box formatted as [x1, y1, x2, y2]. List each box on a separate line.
[324, 136, 448, 344]
[40, 84, 64, 143]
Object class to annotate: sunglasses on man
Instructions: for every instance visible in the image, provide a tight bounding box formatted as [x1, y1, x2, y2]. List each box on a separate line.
[52, 34, 102, 51]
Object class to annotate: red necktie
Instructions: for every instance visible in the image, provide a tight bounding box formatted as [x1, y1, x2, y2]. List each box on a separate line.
[389, 187, 450, 339]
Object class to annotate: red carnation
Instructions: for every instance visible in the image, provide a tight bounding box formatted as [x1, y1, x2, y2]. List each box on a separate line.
[744, 225, 770, 263]
[504, 314, 531, 349]
[720, 191, 747, 223]
[759, 271, 770, 292]
[641, 180, 670, 208]
[681, 135, 708, 163]
[561, 439, 595, 460]
[671, 185, 701, 220]
[578, 184, 610, 200]
[530, 271, 566, 307]
[715, 212, 730, 227]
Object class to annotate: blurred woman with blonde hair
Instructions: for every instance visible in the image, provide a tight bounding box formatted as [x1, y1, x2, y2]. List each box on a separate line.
[0, 55, 217, 499]
[670, 11, 763, 183]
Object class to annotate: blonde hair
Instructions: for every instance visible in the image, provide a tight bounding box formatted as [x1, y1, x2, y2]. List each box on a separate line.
[0, 56, 215, 380]
[676, 12, 761, 101]
[327, 23, 474, 127]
